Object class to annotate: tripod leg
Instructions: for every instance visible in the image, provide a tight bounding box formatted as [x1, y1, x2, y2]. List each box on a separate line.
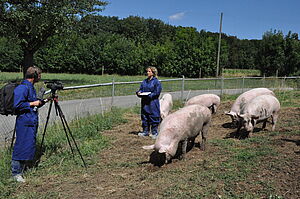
[55, 102, 87, 168]
[10, 122, 17, 151]
[57, 105, 76, 157]
[40, 100, 54, 153]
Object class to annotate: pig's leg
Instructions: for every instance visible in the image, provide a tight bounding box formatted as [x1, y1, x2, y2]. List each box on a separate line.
[261, 118, 268, 130]
[165, 153, 172, 164]
[200, 123, 209, 151]
[271, 113, 279, 131]
[179, 138, 188, 160]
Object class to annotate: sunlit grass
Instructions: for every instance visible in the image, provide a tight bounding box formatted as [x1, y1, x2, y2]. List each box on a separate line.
[222, 68, 261, 77]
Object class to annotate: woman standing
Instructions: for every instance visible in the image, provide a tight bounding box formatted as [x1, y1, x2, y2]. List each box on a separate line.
[136, 67, 162, 139]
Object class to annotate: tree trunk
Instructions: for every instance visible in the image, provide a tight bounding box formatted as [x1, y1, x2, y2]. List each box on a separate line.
[22, 50, 34, 78]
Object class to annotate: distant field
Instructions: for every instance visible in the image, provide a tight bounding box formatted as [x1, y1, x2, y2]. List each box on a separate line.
[0, 72, 146, 86]
[0, 69, 262, 86]
[222, 68, 261, 77]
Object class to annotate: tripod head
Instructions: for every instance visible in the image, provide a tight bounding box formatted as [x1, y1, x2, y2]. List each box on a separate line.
[45, 80, 64, 95]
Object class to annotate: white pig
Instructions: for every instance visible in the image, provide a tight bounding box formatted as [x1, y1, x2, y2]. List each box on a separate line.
[185, 94, 220, 114]
[159, 93, 173, 120]
[237, 94, 280, 136]
[225, 88, 275, 124]
[143, 104, 211, 163]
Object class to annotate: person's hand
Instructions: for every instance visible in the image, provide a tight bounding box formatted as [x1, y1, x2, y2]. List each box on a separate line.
[30, 100, 42, 107]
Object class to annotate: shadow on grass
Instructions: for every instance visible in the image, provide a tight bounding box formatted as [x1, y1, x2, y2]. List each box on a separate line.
[224, 125, 268, 140]
[281, 138, 300, 146]
[281, 138, 300, 154]
[129, 131, 140, 135]
[222, 122, 238, 129]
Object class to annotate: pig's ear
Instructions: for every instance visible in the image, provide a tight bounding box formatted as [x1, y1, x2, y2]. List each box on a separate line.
[142, 145, 154, 150]
[158, 146, 168, 153]
[251, 115, 259, 119]
[225, 111, 232, 116]
[237, 113, 245, 119]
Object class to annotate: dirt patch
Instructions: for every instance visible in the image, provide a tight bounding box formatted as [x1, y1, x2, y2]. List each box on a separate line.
[16, 103, 300, 199]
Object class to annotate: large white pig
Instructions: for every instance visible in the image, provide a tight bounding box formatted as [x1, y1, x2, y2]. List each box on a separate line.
[185, 94, 220, 114]
[225, 88, 275, 124]
[143, 104, 211, 163]
[159, 93, 173, 120]
[237, 94, 280, 136]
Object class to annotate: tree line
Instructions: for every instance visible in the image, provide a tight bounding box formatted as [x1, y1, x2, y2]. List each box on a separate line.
[0, 1, 299, 77]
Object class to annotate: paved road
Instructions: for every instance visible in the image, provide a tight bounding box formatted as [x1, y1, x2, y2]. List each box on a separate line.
[0, 87, 293, 145]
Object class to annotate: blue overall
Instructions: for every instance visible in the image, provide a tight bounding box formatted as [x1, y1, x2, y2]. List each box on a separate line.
[12, 80, 38, 163]
[137, 77, 162, 134]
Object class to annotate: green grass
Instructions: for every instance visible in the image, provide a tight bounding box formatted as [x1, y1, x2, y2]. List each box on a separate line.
[222, 68, 261, 77]
[161, 136, 280, 199]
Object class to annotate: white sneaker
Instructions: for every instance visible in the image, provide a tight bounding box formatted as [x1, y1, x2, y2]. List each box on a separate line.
[13, 174, 26, 183]
[150, 134, 158, 139]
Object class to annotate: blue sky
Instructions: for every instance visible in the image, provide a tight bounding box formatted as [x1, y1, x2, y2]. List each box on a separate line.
[101, 0, 299, 40]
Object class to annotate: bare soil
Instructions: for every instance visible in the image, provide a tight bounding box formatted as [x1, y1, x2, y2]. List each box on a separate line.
[18, 102, 300, 199]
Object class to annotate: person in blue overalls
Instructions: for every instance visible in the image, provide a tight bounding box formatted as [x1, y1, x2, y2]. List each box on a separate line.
[12, 66, 43, 182]
[136, 67, 162, 139]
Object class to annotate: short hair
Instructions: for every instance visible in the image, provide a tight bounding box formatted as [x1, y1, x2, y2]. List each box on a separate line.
[25, 66, 42, 79]
[147, 66, 158, 77]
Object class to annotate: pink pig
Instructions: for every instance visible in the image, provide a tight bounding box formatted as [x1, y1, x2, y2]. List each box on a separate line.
[143, 104, 211, 163]
[185, 94, 220, 114]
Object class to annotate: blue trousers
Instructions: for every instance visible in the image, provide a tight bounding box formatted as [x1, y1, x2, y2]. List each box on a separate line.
[141, 114, 160, 134]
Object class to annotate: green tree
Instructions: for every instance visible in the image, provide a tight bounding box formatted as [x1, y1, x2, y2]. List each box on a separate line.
[0, 0, 107, 76]
[257, 30, 285, 76]
[0, 37, 22, 72]
[284, 32, 300, 76]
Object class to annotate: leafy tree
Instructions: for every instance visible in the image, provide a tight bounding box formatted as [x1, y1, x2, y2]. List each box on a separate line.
[257, 30, 285, 76]
[118, 16, 148, 44]
[284, 32, 300, 76]
[0, 37, 22, 72]
[0, 0, 107, 76]
[77, 15, 120, 36]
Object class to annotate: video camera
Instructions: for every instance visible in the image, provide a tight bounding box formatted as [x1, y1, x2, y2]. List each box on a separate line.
[45, 80, 64, 93]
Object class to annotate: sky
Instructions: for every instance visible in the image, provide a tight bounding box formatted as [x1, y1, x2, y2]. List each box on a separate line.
[101, 0, 299, 40]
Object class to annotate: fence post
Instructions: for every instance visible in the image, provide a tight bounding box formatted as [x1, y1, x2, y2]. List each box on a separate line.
[220, 76, 224, 96]
[281, 75, 286, 89]
[263, 74, 265, 87]
[242, 76, 245, 93]
[111, 77, 115, 108]
[181, 75, 185, 101]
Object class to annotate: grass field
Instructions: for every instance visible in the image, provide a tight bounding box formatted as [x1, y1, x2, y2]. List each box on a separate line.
[222, 68, 261, 77]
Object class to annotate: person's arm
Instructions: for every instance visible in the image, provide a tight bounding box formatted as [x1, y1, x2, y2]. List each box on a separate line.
[13, 85, 31, 112]
[136, 80, 144, 97]
[14, 85, 41, 112]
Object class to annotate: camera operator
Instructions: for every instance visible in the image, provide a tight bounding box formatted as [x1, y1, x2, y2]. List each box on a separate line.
[11, 66, 44, 183]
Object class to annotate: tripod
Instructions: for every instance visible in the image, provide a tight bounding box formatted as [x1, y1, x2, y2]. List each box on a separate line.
[40, 92, 87, 168]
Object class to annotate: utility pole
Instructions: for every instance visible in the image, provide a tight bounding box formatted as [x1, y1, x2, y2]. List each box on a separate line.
[216, 12, 223, 77]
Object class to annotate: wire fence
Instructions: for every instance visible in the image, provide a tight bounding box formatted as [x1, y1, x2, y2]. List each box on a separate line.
[1, 76, 299, 146]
